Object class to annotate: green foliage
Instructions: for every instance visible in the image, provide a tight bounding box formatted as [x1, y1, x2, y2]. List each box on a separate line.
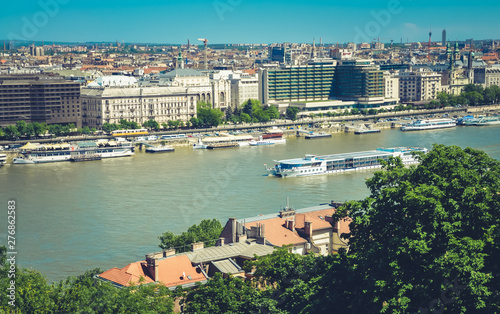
[182, 273, 283, 314]
[158, 219, 223, 252]
[197, 102, 224, 127]
[0, 247, 175, 313]
[102, 122, 119, 134]
[437, 84, 500, 107]
[286, 107, 300, 120]
[334, 144, 500, 312]
[143, 119, 160, 131]
[3, 125, 20, 140]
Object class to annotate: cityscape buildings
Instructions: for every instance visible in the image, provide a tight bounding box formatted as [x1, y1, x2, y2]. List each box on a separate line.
[1, 36, 499, 129]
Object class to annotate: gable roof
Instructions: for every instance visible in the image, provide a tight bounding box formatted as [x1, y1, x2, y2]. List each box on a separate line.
[99, 262, 153, 287]
[98, 255, 207, 288]
[245, 218, 307, 246]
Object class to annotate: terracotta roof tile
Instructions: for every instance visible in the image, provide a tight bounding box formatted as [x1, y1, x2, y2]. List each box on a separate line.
[99, 255, 207, 288]
[246, 218, 307, 246]
[156, 255, 207, 288]
[99, 263, 153, 287]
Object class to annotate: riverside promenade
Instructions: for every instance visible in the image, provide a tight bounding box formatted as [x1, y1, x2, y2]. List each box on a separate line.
[1, 105, 499, 147]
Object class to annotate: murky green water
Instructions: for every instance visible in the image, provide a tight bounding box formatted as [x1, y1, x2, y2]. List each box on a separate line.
[1, 125, 499, 282]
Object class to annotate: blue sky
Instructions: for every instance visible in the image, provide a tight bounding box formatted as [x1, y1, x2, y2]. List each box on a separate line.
[1, 0, 499, 44]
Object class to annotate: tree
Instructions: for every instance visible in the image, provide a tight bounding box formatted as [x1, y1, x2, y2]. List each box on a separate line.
[350, 108, 360, 115]
[265, 105, 280, 120]
[197, 102, 224, 127]
[15, 120, 28, 136]
[3, 125, 20, 140]
[158, 219, 223, 252]
[143, 119, 160, 131]
[333, 144, 500, 313]
[32, 122, 47, 137]
[102, 123, 119, 133]
[240, 113, 251, 123]
[286, 107, 300, 121]
[190, 117, 200, 128]
[464, 91, 483, 106]
[182, 273, 282, 314]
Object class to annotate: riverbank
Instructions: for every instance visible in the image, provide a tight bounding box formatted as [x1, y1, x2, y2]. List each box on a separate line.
[1, 105, 499, 150]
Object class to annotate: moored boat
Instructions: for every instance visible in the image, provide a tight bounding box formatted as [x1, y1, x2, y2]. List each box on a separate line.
[266, 147, 427, 178]
[0, 154, 6, 166]
[145, 145, 175, 153]
[305, 132, 332, 139]
[464, 116, 500, 126]
[401, 118, 456, 131]
[12, 141, 134, 164]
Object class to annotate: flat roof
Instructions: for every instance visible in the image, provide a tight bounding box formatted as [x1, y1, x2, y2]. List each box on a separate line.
[278, 150, 393, 164]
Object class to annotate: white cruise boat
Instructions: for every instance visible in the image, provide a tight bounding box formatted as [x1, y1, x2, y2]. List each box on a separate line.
[145, 145, 175, 153]
[465, 116, 500, 126]
[249, 136, 286, 146]
[401, 118, 456, 131]
[12, 141, 134, 164]
[0, 154, 7, 166]
[266, 147, 427, 178]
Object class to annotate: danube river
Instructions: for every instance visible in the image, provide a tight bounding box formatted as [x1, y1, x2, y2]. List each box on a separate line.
[1, 125, 500, 283]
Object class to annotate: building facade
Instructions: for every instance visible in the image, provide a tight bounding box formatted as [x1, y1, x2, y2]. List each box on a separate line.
[0, 75, 81, 127]
[383, 71, 400, 101]
[397, 68, 442, 102]
[333, 59, 385, 105]
[474, 67, 500, 88]
[230, 74, 259, 108]
[258, 64, 336, 105]
[81, 86, 198, 129]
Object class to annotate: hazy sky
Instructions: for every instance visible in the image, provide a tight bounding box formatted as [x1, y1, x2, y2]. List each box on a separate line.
[1, 0, 499, 44]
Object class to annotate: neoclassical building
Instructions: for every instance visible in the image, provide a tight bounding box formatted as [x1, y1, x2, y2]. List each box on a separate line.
[81, 86, 198, 129]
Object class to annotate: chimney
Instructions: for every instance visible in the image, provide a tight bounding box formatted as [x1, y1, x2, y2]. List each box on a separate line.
[304, 221, 313, 240]
[163, 248, 176, 257]
[325, 215, 334, 224]
[217, 237, 225, 246]
[229, 217, 236, 244]
[257, 223, 266, 245]
[237, 233, 247, 243]
[191, 242, 204, 252]
[145, 254, 159, 282]
[286, 219, 295, 232]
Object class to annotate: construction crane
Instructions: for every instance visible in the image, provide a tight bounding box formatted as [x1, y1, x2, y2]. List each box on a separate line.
[198, 38, 208, 70]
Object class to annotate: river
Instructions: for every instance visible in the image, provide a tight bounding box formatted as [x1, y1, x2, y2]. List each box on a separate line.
[1, 125, 500, 283]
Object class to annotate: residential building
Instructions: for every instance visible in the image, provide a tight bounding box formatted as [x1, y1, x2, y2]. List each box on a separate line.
[0, 75, 81, 127]
[98, 240, 274, 288]
[80, 86, 198, 129]
[474, 67, 500, 88]
[230, 73, 259, 108]
[383, 71, 400, 102]
[397, 68, 441, 102]
[98, 253, 208, 289]
[219, 201, 351, 255]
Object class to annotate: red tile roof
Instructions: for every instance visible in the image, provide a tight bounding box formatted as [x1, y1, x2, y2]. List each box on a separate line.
[99, 255, 207, 288]
[99, 262, 153, 287]
[245, 218, 307, 246]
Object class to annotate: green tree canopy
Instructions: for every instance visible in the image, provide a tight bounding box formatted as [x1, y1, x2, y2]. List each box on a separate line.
[197, 102, 224, 127]
[333, 144, 500, 313]
[158, 219, 223, 253]
[285, 107, 300, 120]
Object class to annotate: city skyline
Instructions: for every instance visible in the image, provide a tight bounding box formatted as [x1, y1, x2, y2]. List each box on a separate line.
[1, 0, 500, 45]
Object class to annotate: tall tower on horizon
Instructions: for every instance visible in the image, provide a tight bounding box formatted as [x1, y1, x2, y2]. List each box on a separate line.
[442, 29, 447, 46]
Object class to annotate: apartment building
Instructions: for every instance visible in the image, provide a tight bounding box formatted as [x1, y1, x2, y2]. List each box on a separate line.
[0, 75, 81, 127]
